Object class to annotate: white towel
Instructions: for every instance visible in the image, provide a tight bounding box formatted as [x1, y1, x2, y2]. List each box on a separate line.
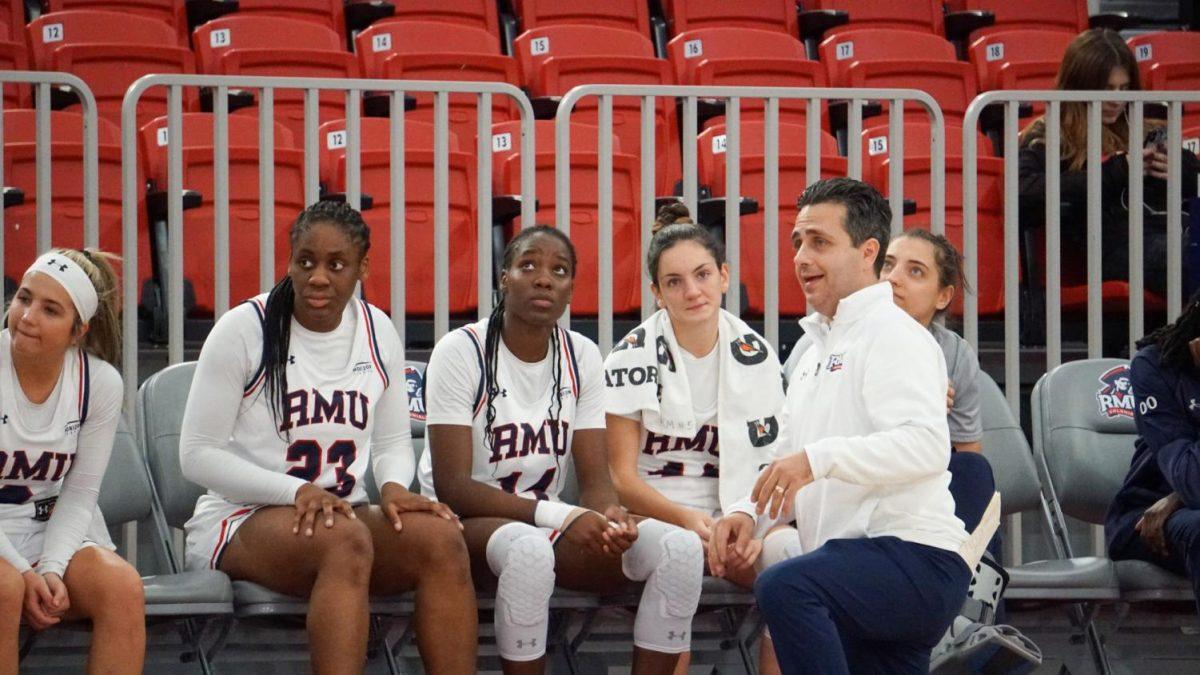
[604, 309, 787, 513]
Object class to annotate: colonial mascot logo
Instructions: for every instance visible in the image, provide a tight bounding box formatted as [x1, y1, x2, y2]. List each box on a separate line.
[1096, 365, 1135, 419]
[731, 333, 768, 366]
[747, 416, 779, 447]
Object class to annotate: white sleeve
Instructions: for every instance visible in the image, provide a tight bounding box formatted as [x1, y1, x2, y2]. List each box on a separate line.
[424, 331, 482, 427]
[179, 307, 307, 505]
[572, 337, 606, 430]
[804, 325, 951, 486]
[38, 361, 122, 577]
[370, 318, 416, 491]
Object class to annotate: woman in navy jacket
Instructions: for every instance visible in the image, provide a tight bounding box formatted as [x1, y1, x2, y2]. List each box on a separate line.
[1106, 296, 1200, 614]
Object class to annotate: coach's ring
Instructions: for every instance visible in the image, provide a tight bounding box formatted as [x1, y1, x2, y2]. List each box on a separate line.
[774, 485, 786, 494]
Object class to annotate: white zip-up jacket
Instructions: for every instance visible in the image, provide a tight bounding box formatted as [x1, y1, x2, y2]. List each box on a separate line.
[732, 282, 968, 557]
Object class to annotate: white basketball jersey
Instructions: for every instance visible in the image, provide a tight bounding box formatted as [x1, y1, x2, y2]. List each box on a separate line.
[0, 331, 98, 530]
[418, 318, 606, 502]
[225, 294, 395, 505]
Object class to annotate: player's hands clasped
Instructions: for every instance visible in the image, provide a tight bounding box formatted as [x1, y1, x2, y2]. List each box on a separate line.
[22, 570, 69, 630]
[563, 505, 638, 558]
[707, 513, 761, 577]
[293, 482, 356, 536]
[380, 482, 461, 532]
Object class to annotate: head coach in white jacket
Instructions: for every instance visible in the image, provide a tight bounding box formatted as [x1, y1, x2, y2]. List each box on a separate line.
[708, 178, 971, 674]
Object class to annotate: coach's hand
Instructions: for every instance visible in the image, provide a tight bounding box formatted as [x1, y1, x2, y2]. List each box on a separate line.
[293, 482, 356, 537]
[21, 570, 63, 630]
[708, 513, 756, 578]
[752, 452, 814, 519]
[380, 482, 461, 532]
[1136, 492, 1183, 557]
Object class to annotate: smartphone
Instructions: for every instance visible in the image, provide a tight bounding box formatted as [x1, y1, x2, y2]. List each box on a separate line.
[1145, 126, 1168, 152]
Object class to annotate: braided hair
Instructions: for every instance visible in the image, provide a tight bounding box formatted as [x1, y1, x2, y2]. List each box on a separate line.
[483, 225, 577, 461]
[1137, 292, 1200, 373]
[263, 201, 370, 435]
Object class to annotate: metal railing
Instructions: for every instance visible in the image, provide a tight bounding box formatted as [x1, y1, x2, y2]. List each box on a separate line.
[553, 84, 945, 354]
[0, 71, 100, 287]
[119, 74, 537, 415]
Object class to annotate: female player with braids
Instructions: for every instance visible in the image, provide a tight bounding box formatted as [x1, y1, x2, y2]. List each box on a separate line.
[0, 248, 144, 674]
[419, 225, 705, 674]
[180, 201, 477, 674]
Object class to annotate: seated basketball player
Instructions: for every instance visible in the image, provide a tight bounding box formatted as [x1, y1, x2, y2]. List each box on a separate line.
[179, 201, 477, 675]
[605, 205, 795, 675]
[0, 248, 144, 674]
[420, 225, 705, 675]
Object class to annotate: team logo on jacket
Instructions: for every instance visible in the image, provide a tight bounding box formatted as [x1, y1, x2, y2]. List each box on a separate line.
[826, 353, 845, 372]
[656, 335, 676, 372]
[747, 416, 779, 447]
[613, 327, 646, 352]
[730, 334, 768, 365]
[405, 365, 426, 422]
[1096, 365, 1135, 419]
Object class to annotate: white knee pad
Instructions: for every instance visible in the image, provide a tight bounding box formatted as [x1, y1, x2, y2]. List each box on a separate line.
[486, 522, 556, 662]
[756, 527, 803, 573]
[622, 519, 704, 654]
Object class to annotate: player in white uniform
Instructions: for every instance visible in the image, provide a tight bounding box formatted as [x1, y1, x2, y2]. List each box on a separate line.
[605, 206, 793, 675]
[420, 225, 704, 675]
[179, 202, 476, 675]
[0, 248, 144, 674]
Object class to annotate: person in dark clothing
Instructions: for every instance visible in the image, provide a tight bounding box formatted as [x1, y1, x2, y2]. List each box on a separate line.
[1106, 294, 1200, 615]
[1017, 29, 1199, 297]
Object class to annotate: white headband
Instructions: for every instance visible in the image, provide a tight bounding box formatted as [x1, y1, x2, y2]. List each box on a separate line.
[27, 251, 99, 323]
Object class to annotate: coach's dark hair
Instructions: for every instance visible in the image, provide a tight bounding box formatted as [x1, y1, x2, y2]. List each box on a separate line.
[483, 226, 577, 458]
[796, 178, 891, 275]
[647, 203, 725, 285]
[263, 201, 370, 435]
[893, 229, 973, 317]
[1138, 291, 1200, 373]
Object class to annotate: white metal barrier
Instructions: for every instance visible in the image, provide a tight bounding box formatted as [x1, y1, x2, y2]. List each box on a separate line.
[119, 74, 537, 415]
[553, 84, 946, 353]
[0, 71, 101, 287]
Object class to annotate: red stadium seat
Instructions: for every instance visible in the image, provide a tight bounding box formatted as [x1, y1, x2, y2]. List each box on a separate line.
[513, 0, 651, 35]
[193, 16, 358, 140]
[1185, 126, 1200, 157]
[385, 0, 500, 39]
[319, 118, 478, 316]
[803, 0, 944, 36]
[0, 0, 23, 42]
[514, 25, 680, 195]
[139, 113, 306, 315]
[26, 10, 196, 126]
[663, 0, 798, 37]
[223, 0, 346, 40]
[1145, 62, 1200, 129]
[1128, 31, 1200, 82]
[947, 0, 1089, 40]
[355, 20, 519, 146]
[968, 29, 1074, 92]
[818, 29, 979, 124]
[3, 110, 151, 302]
[700, 122, 848, 316]
[43, 0, 188, 45]
[666, 27, 826, 130]
[0, 22, 28, 110]
[491, 120, 643, 315]
[860, 123, 1005, 314]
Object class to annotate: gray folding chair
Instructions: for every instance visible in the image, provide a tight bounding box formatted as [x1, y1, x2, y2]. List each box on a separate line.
[979, 370, 1116, 672]
[1032, 359, 1193, 605]
[138, 361, 414, 672]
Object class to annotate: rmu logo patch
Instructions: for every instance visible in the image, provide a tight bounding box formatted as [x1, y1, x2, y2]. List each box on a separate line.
[1096, 365, 1135, 419]
[747, 416, 779, 447]
[826, 354, 845, 372]
[405, 365, 426, 422]
[730, 334, 768, 366]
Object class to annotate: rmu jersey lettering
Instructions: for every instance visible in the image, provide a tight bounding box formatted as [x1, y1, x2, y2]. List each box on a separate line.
[0, 450, 73, 483]
[642, 425, 719, 457]
[488, 419, 570, 463]
[279, 389, 370, 431]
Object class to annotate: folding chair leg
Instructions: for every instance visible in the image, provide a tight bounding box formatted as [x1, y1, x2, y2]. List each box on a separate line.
[1084, 616, 1112, 675]
[373, 615, 404, 675]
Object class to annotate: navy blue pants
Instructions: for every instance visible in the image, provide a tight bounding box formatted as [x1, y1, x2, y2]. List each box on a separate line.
[1109, 507, 1200, 615]
[755, 537, 971, 674]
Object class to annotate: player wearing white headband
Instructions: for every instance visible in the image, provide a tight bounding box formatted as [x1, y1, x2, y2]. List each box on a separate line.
[0, 248, 144, 674]
[420, 225, 704, 675]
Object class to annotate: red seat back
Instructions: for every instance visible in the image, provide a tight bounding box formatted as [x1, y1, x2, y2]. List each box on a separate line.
[809, 0, 944, 36]
[44, 0, 187, 44]
[229, 0, 346, 39]
[386, 0, 500, 39]
[664, 0, 798, 37]
[818, 28, 957, 86]
[515, 0, 650, 35]
[968, 29, 1074, 92]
